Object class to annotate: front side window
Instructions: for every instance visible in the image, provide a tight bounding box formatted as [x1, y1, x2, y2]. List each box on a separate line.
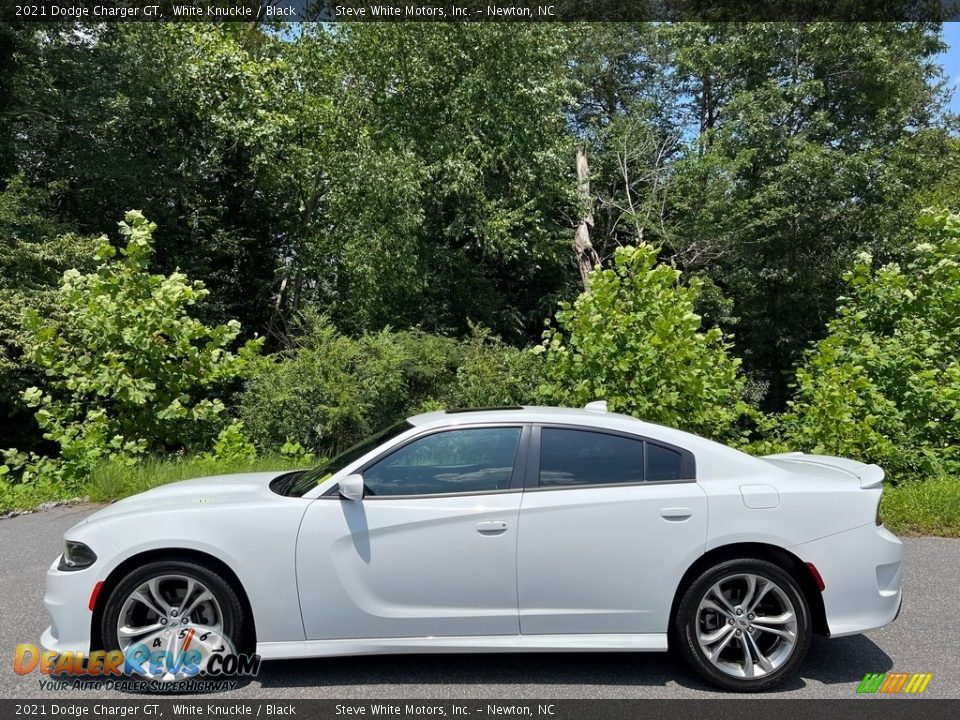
[539, 428, 646, 487]
[361, 427, 522, 496]
[277, 420, 415, 497]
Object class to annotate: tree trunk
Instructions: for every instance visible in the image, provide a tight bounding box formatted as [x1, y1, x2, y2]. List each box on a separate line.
[574, 146, 599, 287]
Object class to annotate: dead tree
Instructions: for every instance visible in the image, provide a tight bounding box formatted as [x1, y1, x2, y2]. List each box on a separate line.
[573, 146, 600, 288]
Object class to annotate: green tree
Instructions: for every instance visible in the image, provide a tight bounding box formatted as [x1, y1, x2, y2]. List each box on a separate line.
[0, 177, 98, 451]
[538, 244, 748, 441]
[574, 23, 953, 409]
[779, 208, 960, 480]
[281, 24, 577, 340]
[2, 20, 955, 435]
[4, 211, 262, 486]
[3, 25, 287, 331]
[661, 23, 952, 408]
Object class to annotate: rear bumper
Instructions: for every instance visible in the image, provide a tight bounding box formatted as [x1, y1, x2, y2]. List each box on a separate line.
[792, 523, 903, 638]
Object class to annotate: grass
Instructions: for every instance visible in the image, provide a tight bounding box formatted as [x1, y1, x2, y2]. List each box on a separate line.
[0, 454, 310, 514]
[0, 478, 77, 515]
[83, 454, 308, 503]
[880, 477, 960, 537]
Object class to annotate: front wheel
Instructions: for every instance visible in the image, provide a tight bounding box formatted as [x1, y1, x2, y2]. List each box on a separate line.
[100, 559, 247, 683]
[674, 558, 812, 692]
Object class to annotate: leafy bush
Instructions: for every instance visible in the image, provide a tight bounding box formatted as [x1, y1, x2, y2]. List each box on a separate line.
[279, 440, 316, 465]
[240, 313, 546, 456]
[199, 421, 257, 464]
[0, 462, 77, 514]
[1, 211, 262, 489]
[537, 244, 750, 442]
[450, 324, 543, 408]
[240, 312, 460, 456]
[779, 208, 960, 480]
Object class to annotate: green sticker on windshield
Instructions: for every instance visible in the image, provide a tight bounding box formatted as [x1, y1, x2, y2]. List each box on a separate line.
[316, 472, 332, 485]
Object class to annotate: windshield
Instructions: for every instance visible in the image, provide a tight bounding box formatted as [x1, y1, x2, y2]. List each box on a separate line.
[278, 421, 414, 497]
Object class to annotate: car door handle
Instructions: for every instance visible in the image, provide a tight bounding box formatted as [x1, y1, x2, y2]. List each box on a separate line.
[476, 521, 508, 535]
[660, 507, 693, 521]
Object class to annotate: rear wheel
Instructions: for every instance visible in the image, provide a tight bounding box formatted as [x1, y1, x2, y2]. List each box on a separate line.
[674, 558, 811, 692]
[101, 559, 246, 682]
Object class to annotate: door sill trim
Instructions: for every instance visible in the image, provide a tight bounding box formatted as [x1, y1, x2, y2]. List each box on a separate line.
[257, 633, 668, 660]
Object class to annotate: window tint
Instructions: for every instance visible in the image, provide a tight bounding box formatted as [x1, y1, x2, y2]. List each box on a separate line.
[362, 427, 522, 496]
[283, 421, 413, 497]
[647, 443, 684, 481]
[539, 429, 645, 487]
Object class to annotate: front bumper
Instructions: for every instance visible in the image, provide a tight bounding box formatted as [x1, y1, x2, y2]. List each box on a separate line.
[40, 523, 118, 655]
[793, 522, 904, 637]
[41, 555, 101, 654]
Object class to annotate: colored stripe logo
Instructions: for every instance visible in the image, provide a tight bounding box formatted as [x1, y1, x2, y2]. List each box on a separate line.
[857, 672, 932, 694]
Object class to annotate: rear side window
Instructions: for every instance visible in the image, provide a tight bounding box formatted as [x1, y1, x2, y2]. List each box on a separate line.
[539, 428, 645, 487]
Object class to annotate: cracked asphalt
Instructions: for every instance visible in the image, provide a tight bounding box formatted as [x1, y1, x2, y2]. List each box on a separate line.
[1, 504, 958, 699]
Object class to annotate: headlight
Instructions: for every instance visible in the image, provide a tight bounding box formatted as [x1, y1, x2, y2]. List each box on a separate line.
[57, 540, 97, 571]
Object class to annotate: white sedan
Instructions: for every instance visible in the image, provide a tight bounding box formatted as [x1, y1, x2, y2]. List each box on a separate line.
[42, 404, 903, 691]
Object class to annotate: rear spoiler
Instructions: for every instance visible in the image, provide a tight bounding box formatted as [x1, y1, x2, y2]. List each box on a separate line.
[856, 464, 885, 489]
[763, 452, 885, 489]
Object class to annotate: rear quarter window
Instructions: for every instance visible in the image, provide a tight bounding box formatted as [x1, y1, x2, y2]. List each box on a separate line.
[647, 443, 684, 481]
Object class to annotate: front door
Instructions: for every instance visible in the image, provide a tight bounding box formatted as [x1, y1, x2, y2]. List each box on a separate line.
[296, 425, 526, 640]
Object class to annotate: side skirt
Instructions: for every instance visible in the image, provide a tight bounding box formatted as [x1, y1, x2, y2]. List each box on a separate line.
[256, 633, 668, 660]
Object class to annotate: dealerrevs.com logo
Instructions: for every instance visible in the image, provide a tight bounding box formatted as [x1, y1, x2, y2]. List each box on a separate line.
[14, 634, 260, 693]
[857, 672, 933, 695]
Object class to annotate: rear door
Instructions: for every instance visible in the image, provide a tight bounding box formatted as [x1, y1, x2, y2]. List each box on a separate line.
[517, 425, 708, 635]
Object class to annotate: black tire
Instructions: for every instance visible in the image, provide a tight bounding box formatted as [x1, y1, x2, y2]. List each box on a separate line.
[674, 558, 811, 692]
[101, 558, 247, 681]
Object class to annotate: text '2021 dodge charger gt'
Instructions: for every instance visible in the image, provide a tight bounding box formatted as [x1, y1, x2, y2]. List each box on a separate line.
[42, 403, 902, 691]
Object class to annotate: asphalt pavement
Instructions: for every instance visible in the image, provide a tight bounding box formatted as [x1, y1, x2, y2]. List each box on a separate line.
[1, 504, 958, 699]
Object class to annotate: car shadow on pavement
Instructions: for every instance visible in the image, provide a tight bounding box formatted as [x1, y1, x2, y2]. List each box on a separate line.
[797, 635, 894, 686]
[253, 634, 892, 694]
[254, 651, 702, 691]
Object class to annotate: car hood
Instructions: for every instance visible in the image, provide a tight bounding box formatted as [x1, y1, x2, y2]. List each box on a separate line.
[77, 470, 298, 526]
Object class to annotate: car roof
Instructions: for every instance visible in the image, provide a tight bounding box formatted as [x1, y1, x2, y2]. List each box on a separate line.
[409, 405, 696, 446]
[409, 404, 625, 426]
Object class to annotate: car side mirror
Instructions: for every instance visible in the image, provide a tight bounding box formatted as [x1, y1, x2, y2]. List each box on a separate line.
[338, 474, 365, 502]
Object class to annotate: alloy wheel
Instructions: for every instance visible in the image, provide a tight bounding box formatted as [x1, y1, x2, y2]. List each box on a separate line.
[116, 573, 231, 681]
[695, 572, 798, 679]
